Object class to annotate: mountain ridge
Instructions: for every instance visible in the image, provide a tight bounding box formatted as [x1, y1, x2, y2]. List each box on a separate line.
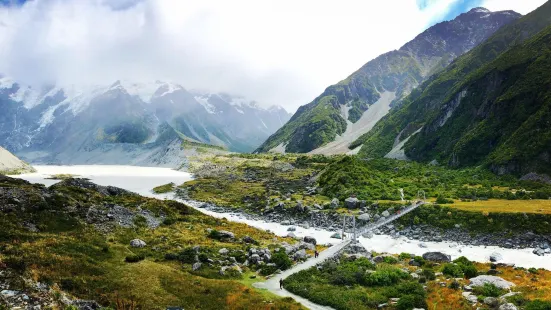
[255, 7, 522, 154]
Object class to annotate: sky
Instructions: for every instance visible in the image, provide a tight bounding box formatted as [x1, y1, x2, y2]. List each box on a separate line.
[0, 0, 546, 112]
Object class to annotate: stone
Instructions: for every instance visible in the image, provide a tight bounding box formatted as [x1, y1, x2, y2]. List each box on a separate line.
[303, 236, 317, 245]
[499, 304, 518, 310]
[218, 230, 235, 239]
[330, 198, 339, 208]
[313, 204, 323, 210]
[418, 243, 427, 248]
[298, 242, 316, 251]
[286, 232, 297, 239]
[219, 248, 229, 255]
[466, 295, 478, 303]
[469, 275, 516, 289]
[490, 252, 503, 262]
[192, 262, 202, 271]
[287, 226, 297, 232]
[242, 235, 257, 244]
[345, 197, 359, 209]
[411, 273, 420, 279]
[250, 254, 261, 264]
[293, 249, 307, 260]
[381, 210, 390, 217]
[362, 232, 374, 239]
[130, 239, 146, 248]
[484, 297, 499, 307]
[533, 248, 545, 256]
[409, 259, 420, 267]
[422, 252, 451, 263]
[358, 213, 371, 221]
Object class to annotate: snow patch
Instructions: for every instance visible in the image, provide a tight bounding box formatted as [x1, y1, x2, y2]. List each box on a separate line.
[156, 82, 184, 97]
[120, 80, 164, 103]
[194, 95, 217, 114]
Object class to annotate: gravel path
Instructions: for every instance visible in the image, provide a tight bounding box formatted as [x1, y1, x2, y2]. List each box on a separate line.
[253, 240, 351, 310]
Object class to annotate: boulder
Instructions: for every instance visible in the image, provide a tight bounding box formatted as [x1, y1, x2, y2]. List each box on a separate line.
[345, 197, 359, 209]
[298, 242, 316, 251]
[484, 297, 499, 307]
[490, 252, 503, 262]
[418, 243, 427, 248]
[469, 275, 515, 289]
[219, 248, 229, 255]
[330, 198, 339, 208]
[293, 249, 307, 260]
[422, 252, 451, 263]
[192, 262, 202, 271]
[287, 226, 297, 232]
[409, 259, 420, 267]
[242, 235, 257, 244]
[303, 236, 317, 245]
[286, 232, 297, 239]
[499, 304, 518, 310]
[358, 213, 371, 221]
[313, 204, 323, 210]
[130, 239, 146, 248]
[218, 230, 235, 239]
[533, 248, 545, 256]
[381, 210, 390, 217]
[362, 232, 374, 239]
[250, 254, 261, 264]
[295, 201, 305, 213]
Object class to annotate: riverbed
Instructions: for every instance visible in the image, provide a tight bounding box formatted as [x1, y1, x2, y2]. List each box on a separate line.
[13, 165, 551, 270]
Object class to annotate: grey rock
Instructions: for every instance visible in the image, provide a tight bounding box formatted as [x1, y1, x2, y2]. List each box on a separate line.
[499, 304, 518, 310]
[192, 262, 202, 271]
[129, 239, 146, 248]
[330, 232, 342, 239]
[303, 236, 317, 245]
[218, 230, 235, 239]
[422, 252, 451, 263]
[490, 252, 503, 262]
[345, 197, 359, 209]
[469, 275, 516, 289]
[219, 248, 229, 255]
[242, 235, 257, 244]
[330, 198, 339, 208]
[381, 210, 390, 217]
[484, 297, 499, 307]
[358, 213, 371, 221]
[293, 249, 307, 260]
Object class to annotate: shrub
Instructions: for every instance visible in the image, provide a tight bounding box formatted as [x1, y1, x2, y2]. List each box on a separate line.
[178, 248, 197, 264]
[364, 266, 409, 286]
[436, 196, 454, 204]
[472, 283, 505, 297]
[413, 256, 425, 266]
[383, 256, 399, 264]
[207, 229, 223, 240]
[399, 253, 412, 260]
[396, 294, 427, 310]
[449, 280, 460, 290]
[125, 254, 145, 263]
[453, 256, 472, 265]
[271, 251, 292, 271]
[442, 264, 463, 278]
[506, 294, 528, 306]
[422, 269, 436, 280]
[529, 267, 539, 274]
[461, 264, 478, 279]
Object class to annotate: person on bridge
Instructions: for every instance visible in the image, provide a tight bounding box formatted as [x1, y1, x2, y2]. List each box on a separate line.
[279, 278, 283, 289]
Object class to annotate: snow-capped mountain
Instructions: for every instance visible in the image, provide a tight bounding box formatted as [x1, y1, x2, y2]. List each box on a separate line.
[0, 78, 291, 165]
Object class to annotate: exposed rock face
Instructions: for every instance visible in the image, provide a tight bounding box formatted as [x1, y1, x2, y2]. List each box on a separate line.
[345, 197, 359, 209]
[0, 80, 291, 164]
[422, 252, 451, 263]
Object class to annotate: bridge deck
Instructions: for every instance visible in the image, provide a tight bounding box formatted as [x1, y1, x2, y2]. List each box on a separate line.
[355, 201, 424, 237]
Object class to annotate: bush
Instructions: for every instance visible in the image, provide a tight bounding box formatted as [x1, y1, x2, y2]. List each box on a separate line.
[472, 283, 505, 297]
[442, 264, 463, 278]
[422, 269, 436, 280]
[396, 294, 427, 310]
[453, 256, 472, 265]
[271, 251, 292, 271]
[364, 266, 409, 286]
[207, 229, 223, 240]
[436, 196, 454, 204]
[529, 267, 539, 274]
[178, 248, 197, 264]
[449, 280, 460, 290]
[125, 254, 145, 263]
[399, 253, 412, 260]
[461, 264, 478, 279]
[413, 256, 425, 266]
[383, 256, 399, 264]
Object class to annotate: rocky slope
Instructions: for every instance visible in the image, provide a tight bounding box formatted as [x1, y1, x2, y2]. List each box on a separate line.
[0, 146, 34, 174]
[0, 80, 291, 165]
[255, 8, 521, 154]
[353, 0, 551, 176]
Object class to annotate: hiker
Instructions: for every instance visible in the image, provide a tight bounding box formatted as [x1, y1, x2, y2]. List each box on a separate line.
[314, 250, 319, 258]
[279, 278, 283, 289]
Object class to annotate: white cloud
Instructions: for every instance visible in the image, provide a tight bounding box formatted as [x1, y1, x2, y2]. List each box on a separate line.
[0, 0, 544, 112]
[481, 0, 546, 14]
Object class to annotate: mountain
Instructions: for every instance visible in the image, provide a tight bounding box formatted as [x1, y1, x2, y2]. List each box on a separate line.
[255, 7, 521, 154]
[0, 79, 291, 165]
[0, 146, 34, 174]
[353, 0, 551, 176]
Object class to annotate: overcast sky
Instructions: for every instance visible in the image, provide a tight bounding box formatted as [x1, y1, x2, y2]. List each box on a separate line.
[0, 0, 546, 112]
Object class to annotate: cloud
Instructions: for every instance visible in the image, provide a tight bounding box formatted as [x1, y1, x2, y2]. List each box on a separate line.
[0, 0, 545, 112]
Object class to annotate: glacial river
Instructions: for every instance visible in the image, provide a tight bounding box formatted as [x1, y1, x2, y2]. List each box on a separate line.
[13, 165, 551, 269]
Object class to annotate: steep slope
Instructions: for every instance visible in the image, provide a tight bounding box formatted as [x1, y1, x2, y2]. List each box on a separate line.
[353, 0, 551, 175]
[255, 8, 521, 154]
[0, 80, 291, 165]
[0, 146, 34, 174]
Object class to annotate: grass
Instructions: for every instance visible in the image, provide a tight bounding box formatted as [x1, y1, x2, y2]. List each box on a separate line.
[152, 182, 175, 194]
[444, 199, 551, 214]
[0, 176, 303, 310]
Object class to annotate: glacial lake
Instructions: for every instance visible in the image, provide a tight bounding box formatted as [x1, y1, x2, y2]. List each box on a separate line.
[13, 165, 551, 270]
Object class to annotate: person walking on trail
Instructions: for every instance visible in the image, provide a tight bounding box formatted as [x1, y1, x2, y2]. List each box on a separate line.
[314, 250, 319, 258]
[279, 278, 283, 289]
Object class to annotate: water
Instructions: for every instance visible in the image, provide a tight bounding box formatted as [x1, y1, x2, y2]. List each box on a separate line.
[12, 165, 551, 269]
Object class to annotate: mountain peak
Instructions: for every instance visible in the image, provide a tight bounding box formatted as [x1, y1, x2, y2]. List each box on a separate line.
[467, 7, 490, 14]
